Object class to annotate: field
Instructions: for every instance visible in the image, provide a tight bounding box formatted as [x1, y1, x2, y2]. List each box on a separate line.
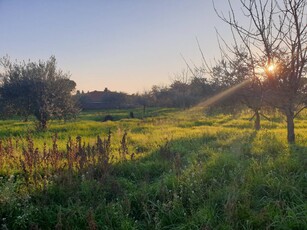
[0, 108, 306, 229]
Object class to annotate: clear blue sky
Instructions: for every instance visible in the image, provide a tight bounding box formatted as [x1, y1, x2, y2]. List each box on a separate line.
[0, 0, 237, 93]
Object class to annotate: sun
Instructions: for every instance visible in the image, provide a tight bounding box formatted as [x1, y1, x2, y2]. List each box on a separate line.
[267, 64, 276, 72]
[255, 62, 278, 80]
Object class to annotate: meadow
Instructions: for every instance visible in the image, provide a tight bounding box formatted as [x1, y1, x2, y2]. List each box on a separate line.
[0, 108, 306, 229]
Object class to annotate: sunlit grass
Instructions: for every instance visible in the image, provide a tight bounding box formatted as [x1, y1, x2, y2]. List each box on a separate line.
[0, 107, 306, 229]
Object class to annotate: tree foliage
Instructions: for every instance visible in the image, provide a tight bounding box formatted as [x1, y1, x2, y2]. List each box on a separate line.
[0, 56, 78, 129]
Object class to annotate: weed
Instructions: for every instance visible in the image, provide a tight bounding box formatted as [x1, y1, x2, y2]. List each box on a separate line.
[0, 108, 306, 229]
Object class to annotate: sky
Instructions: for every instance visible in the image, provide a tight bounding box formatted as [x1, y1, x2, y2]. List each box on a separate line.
[0, 0, 238, 94]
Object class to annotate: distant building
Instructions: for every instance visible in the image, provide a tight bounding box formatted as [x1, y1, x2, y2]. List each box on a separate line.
[78, 89, 135, 110]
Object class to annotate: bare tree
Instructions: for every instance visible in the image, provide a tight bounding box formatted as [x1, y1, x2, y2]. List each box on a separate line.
[214, 0, 307, 143]
[196, 44, 266, 129]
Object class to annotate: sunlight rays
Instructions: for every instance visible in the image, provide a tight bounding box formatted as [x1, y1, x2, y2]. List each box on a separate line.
[190, 78, 252, 111]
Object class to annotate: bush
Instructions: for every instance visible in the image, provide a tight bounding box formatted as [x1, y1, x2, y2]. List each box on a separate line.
[103, 115, 114, 122]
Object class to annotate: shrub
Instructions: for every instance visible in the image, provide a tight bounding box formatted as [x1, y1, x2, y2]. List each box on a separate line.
[103, 115, 114, 122]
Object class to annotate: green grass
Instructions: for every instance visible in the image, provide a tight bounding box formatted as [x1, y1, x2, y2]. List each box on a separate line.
[0, 108, 306, 229]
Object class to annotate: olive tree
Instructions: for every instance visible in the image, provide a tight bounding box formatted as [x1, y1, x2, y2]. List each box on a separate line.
[0, 56, 79, 129]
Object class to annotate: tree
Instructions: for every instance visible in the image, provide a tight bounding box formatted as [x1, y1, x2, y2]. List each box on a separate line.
[215, 0, 307, 143]
[210, 51, 268, 130]
[0, 56, 79, 129]
[170, 69, 192, 108]
[150, 85, 173, 107]
[134, 91, 152, 117]
[189, 75, 213, 100]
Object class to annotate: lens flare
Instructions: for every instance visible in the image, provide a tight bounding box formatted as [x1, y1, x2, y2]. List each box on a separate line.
[190, 78, 252, 111]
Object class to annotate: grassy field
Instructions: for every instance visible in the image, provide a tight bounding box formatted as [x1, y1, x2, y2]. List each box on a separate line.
[0, 108, 306, 229]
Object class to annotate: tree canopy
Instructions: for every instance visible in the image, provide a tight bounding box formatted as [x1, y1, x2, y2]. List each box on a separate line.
[0, 56, 79, 129]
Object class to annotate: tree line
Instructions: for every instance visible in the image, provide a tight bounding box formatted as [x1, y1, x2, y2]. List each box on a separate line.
[0, 49, 306, 144]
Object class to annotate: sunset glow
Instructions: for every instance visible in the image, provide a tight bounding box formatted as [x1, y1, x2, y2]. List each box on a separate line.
[267, 63, 276, 73]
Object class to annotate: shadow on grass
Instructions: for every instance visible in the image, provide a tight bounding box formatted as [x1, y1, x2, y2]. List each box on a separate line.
[0, 133, 219, 229]
[1, 131, 306, 229]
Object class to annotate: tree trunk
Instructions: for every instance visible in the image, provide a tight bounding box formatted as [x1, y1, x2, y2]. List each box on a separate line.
[254, 110, 261, 130]
[286, 111, 295, 144]
[40, 119, 48, 130]
[143, 105, 146, 118]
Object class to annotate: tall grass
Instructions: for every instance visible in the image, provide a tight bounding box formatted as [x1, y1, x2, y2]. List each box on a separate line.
[0, 108, 306, 229]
